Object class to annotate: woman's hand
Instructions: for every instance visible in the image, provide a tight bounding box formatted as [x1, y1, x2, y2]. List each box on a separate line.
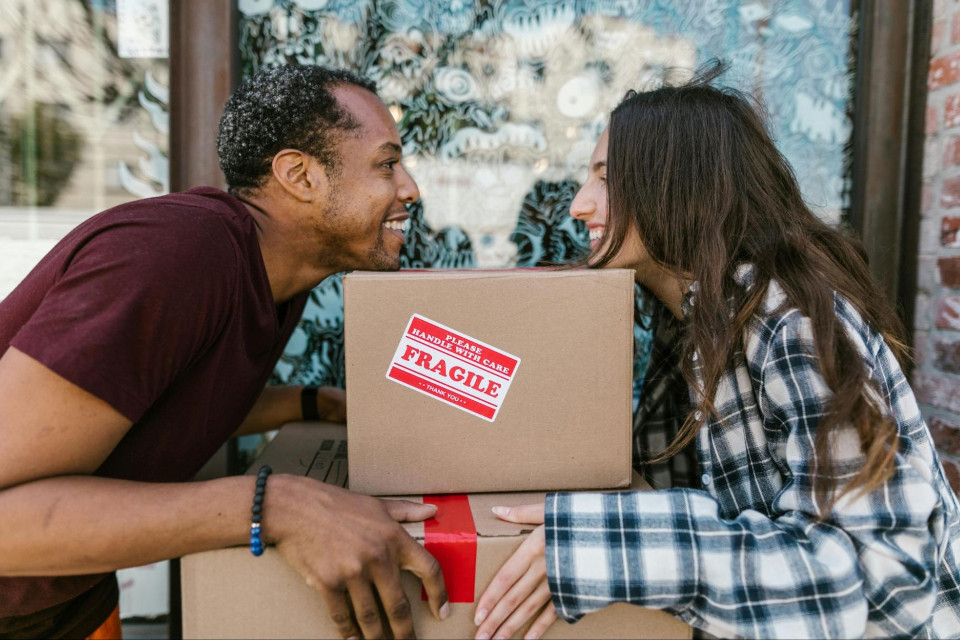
[474, 502, 557, 640]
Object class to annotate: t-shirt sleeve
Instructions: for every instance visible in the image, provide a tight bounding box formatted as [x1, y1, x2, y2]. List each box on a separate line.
[11, 211, 239, 422]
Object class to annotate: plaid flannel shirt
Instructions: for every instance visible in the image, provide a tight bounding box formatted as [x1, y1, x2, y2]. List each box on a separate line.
[545, 274, 960, 639]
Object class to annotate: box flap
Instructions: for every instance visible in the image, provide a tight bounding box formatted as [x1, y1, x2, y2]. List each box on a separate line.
[396, 473, 649, 540]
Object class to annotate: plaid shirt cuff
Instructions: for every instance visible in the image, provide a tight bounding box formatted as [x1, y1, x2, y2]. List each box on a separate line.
[545, 489, 700, 623]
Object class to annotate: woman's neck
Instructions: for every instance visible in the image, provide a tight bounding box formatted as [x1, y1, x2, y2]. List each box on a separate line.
[635, 263, 690, 320]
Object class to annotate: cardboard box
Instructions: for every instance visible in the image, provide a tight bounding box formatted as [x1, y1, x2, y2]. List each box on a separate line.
[343, 269, 635, 495]
[181, 424, 690, 640]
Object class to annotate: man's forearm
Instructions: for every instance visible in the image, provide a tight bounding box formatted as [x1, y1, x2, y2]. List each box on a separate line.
[0, 474, 264, 576]
[235, 385, 304, 436]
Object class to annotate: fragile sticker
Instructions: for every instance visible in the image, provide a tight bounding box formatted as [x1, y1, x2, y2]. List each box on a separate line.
[386, 315, 520, 422]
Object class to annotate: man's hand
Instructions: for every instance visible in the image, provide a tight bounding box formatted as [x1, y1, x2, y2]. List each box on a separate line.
[314, 386, 346, 423]
[267, 476, 449, 639]
[474, 502, 555, 640]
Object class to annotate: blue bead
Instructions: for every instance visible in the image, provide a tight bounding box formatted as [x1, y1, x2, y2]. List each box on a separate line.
[251, 546, 264, 557]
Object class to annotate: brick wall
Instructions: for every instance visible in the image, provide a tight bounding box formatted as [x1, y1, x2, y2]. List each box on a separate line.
[918, 0, 960, 493]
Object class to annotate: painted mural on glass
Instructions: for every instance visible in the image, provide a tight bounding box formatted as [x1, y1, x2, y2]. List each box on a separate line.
[238, 0, 855, 393]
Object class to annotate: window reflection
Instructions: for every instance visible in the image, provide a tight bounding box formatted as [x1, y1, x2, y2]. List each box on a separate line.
[0, 0, 168, 299]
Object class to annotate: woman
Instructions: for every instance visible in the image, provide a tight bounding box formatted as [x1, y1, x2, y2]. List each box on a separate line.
[472, 64, 960, 639]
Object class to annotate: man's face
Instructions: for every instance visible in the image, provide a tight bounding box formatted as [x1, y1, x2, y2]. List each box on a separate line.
[312, 85, 419, 272]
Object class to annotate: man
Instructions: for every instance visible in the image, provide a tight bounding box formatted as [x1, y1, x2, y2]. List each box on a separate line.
[0, 65, 448, 639]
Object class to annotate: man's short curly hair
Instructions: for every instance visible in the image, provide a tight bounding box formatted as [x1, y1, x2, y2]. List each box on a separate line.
[217, 64, 378, 193]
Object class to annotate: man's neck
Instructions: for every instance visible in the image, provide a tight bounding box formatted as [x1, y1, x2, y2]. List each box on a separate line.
[237, 195, 336, 304]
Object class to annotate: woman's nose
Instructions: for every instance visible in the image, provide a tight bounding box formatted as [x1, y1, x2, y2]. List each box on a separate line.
[569, 187, 595, 221]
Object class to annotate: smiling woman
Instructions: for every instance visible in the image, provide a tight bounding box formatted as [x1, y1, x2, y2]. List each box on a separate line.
[473, 66, 960, 640]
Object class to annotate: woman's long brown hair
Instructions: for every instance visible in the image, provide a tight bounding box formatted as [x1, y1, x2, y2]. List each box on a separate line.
[596, 61, 908, 509]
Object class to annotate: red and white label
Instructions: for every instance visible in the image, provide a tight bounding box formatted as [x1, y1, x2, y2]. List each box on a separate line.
[386, 314, 520, 422]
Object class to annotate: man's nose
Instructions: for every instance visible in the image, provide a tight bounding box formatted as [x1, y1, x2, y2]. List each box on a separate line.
[397, 165, 420, 204]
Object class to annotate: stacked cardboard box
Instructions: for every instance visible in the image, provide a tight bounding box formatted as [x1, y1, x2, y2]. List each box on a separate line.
[182, 424, 690, 639]
[344, 269, 636, 495]
[181, 269, 691, 639]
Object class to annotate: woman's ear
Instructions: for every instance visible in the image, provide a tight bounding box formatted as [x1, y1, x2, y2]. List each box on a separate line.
[271, 149, 328, 203]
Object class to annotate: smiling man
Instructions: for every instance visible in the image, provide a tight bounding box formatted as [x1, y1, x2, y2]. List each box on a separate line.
[0, 65, 447, 640]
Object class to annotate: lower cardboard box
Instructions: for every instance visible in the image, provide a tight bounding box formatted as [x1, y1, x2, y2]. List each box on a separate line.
[181, 423, 691, 639]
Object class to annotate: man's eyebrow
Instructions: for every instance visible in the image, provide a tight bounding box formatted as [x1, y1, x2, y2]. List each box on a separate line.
[379, 142, 402, 155]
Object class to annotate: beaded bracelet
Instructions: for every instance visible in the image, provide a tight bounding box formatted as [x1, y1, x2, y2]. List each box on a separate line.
[250, 465, 272, 556]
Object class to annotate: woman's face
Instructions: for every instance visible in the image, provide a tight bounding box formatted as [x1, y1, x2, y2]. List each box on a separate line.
[569, 127, 649, 271]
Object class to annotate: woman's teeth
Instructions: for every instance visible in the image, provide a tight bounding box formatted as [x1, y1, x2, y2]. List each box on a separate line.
[589, 227, 604, 241]
[384, 220, 407, 232]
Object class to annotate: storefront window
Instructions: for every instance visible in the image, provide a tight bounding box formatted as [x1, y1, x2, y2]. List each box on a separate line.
[0, 0, 171, 619]
[238, 0, 857, 390]
[0, 0, 169, 299]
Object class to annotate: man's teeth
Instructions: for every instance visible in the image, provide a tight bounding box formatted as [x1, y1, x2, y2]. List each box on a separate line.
[589, 228, 604, 241]
[384, 220, 407, 232]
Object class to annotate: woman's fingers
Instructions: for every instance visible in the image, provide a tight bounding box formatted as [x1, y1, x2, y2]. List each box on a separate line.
[491, 502, 545, 525]
[475, 566, 549, 639]
[474, 526, 545, 626]
[523, 599, 558, 640]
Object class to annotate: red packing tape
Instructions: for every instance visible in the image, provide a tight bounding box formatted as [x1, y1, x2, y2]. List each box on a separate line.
[421, 494, 477, 603]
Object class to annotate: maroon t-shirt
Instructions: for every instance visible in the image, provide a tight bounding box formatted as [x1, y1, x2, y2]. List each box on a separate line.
[0, 187, 307, 635]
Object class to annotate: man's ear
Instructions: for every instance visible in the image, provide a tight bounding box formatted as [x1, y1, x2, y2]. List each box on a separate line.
[271, 149, 327, 202]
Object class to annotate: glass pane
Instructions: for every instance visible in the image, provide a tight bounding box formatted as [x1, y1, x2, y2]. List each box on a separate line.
[237, 0, 856, 390]
[0, 0, 169, 299]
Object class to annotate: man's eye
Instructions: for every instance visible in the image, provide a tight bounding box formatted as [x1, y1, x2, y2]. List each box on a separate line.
[383, 160, 398, 169]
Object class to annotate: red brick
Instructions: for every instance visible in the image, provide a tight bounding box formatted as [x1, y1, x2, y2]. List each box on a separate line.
[947, 94, 960, 128]
[943, 458, 960, 497]
[936, 339, 960, 374]
[940, 256, 960, 287]
[946, 136, 960, 167]
[931, 416, 960, 457]
[941, 175, 960, 207]
[930, 51, 960, 90]
[943, 216, 960, 245]
[937, 296, 960, 329]
[914, 371, 960, 412]
[928, 105, 940, 135]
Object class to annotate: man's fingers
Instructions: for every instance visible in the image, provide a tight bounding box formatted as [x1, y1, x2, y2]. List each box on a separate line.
[319, 586, 361, 640]
[348, 580, 385, 640]
[490, 502, 545, 525]
[383, 498, 439, 523]
[373, 566, 417, 640]
[398, 536, 449, 621]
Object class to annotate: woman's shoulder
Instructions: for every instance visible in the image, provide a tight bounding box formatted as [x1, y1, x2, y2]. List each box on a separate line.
[746, 277, 885, 369]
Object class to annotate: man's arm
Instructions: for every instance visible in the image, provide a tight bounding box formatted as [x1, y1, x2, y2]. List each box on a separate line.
[0, 347, 447, 638]
[234, 384, 346, 436]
